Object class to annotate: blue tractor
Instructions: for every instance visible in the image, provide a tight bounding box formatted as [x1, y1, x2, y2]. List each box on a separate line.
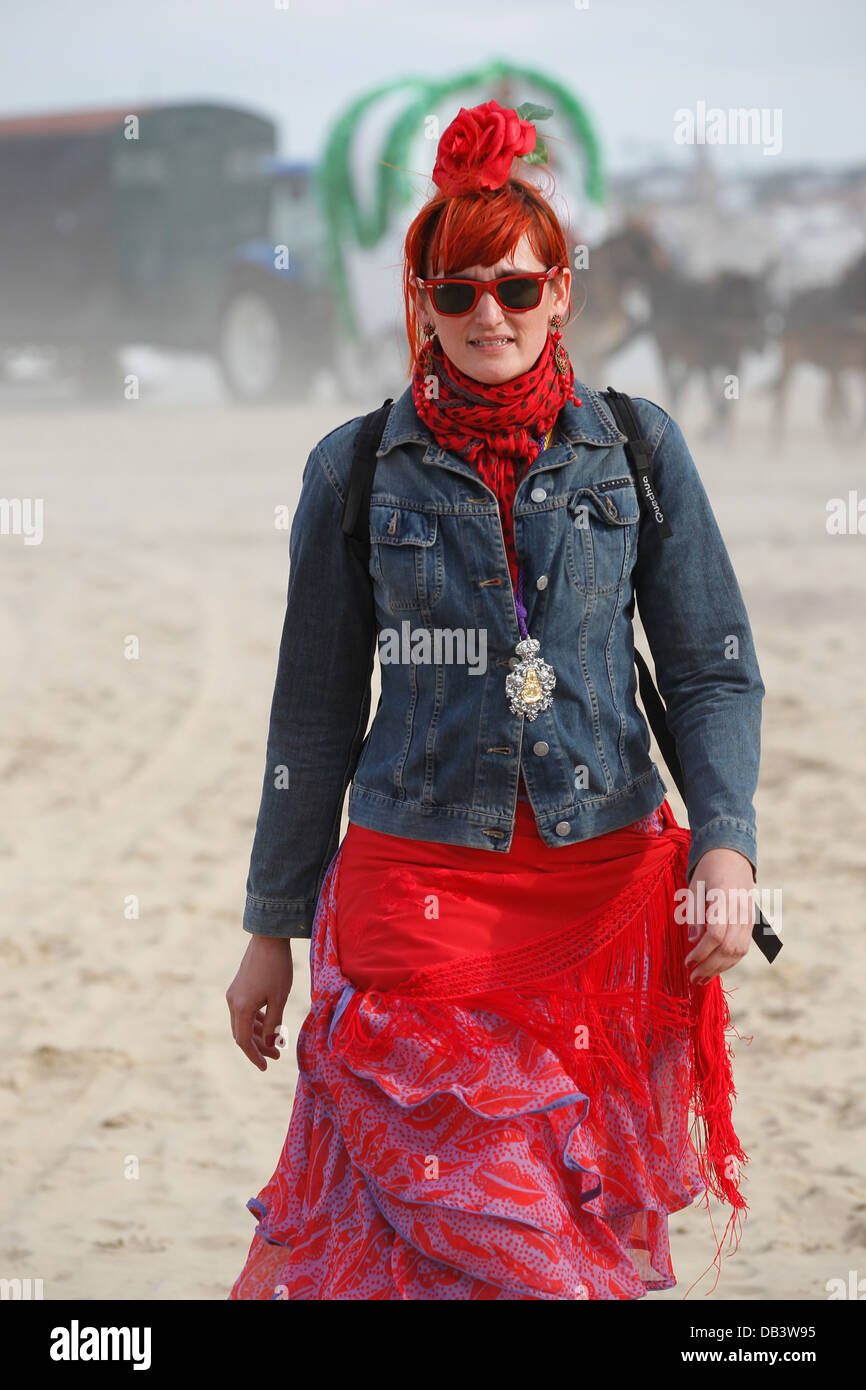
[217, 155, 339, 403]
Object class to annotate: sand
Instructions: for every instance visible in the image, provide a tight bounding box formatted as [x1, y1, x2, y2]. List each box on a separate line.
[1, 372, 864, 1300]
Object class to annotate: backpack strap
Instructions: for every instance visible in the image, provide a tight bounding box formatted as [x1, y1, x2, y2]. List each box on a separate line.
[340, 397, 394, 567]
[603, 386, 672, 540]
[602, 387, 685, 798]
[338, 398, 394, 733]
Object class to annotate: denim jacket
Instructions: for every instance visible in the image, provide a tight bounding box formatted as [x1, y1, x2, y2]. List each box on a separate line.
[243, 378, 764, 939]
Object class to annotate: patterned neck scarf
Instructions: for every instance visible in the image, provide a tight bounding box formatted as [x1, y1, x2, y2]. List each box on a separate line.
[411, 330, 579, 586]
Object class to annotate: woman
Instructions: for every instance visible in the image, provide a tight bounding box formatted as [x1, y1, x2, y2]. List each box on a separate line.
[226, 100, 764, 1300]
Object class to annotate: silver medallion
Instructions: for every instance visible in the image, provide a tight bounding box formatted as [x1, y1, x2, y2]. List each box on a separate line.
[505, 637, 556, 721]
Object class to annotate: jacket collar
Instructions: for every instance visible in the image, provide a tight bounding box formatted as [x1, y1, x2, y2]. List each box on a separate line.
[375, 375, 628, 458]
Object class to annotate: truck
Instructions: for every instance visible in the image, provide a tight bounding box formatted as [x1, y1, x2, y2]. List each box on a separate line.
[0, 100, 337, 402]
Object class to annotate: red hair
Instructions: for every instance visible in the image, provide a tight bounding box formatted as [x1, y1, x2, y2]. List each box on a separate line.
[401, 171, 572, 377]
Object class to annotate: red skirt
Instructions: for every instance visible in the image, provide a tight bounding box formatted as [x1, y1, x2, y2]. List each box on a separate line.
[229, 797, 747, 1300]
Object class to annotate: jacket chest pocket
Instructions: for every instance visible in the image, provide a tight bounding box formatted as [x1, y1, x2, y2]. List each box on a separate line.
[369, 503, 443, 611]
[566, 478, 640, 594]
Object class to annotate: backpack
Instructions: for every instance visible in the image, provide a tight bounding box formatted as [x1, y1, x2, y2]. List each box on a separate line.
[339, 389, 780, 961]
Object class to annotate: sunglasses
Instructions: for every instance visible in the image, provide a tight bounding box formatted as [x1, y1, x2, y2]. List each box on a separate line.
[413, 264, 562, 316]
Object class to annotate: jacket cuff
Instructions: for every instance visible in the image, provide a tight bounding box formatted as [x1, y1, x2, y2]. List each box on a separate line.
[243, 893, 313, 940]
[687, 816, 757, 884]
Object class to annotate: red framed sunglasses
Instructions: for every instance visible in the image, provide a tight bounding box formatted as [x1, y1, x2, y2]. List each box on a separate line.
[413, 264, 562, 316]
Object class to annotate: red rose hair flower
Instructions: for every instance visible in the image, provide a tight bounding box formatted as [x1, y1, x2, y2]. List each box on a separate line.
[432, 99, 537, 196]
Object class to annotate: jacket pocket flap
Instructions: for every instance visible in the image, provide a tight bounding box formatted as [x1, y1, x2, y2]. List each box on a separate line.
[370, 504, 438, 546]
[569, 479, 640, 526]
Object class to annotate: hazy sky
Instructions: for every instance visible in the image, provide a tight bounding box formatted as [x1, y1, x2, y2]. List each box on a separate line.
[1, 0, 863, 177]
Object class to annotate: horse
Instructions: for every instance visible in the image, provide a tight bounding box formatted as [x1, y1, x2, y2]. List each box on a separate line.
[768, 249, 866, 439]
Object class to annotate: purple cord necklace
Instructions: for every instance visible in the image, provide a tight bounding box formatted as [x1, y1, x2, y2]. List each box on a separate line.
[504, 428, 556, 721]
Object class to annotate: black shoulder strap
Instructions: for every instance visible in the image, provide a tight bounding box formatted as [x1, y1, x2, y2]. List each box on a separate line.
[603, 387, 780, 961]
[603, 387, 672, 540]
[340, 398, 394, 566]
[602, 387, 685, 799]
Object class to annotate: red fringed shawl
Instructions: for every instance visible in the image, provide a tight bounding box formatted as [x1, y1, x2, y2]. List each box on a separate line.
[337, 796, 749, 1280]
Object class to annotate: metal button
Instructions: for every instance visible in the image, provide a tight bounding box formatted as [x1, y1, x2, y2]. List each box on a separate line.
[533, 741, 549, 756]
[530, 486, 547, 502]
[604, 496, 617, 517]
[536, 574, 548, 590]
[555, 821, 570, 836]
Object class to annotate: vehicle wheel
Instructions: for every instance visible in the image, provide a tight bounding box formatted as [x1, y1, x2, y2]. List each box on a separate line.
[218, 290, 309, 403]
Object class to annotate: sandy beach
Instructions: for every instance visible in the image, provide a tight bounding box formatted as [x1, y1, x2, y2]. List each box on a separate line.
[1, 373, 864, 1301]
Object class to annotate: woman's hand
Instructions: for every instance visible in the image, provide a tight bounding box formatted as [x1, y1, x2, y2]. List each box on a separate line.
[684, 848, 755, 985]
[226, 935, 294, 1071]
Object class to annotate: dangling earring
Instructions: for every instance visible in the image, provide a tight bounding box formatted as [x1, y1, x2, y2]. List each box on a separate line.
[549, 314, 571, 376]
[421, 321, 436, 373]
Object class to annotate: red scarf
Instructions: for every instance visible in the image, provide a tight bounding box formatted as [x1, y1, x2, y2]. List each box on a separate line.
[412, 332, 580, 587]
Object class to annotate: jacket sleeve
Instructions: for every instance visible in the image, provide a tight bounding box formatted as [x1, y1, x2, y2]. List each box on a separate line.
[243, 435, 377, 939]
[631, 402, 765, 885]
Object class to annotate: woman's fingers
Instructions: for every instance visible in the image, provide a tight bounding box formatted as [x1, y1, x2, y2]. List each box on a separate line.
[684, 872, 754, 984]
[251, 1009, 284, 1059]
[684, 917, 725, 967]
[232, 1002, 271, 1070]
[227, 938, 293, 1071]
[689, 921, 753, 984]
